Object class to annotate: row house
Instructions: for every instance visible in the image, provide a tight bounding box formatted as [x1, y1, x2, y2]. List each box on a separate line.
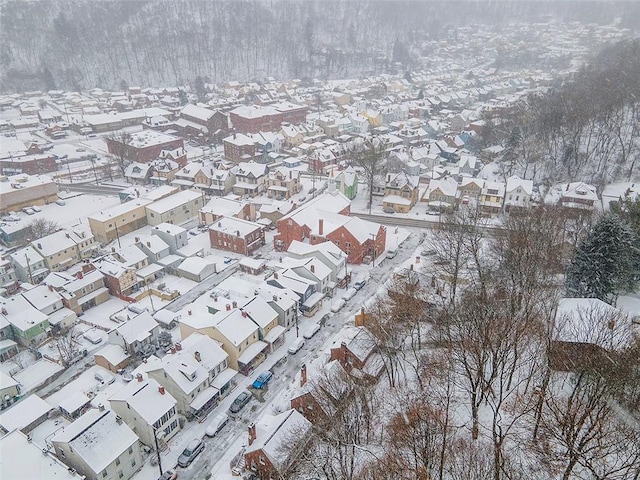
[145, 189, 204, 226]
[31, 228, 96, 273]
[199, 196, 254, 225]
[425, 177, 458, 211]
[179, 303, 264, 375]
[233, 161, 269, 198]
[266, 167, 301, 200]
[88, 199, 151, 244]
[109, 376, 180, 448]
[267, 269, 323, 317]
[208, 216, 265, 256]
[382, 170, 420, 213]
[148, 158, 180, 185]
[194, 167, 236, 196]
[240, 296, 286, 352]
[287, 240, 348, 287]
[51, 408, 143, 480]
[256, 283, 299, 331]
[0, 257, 18, 295]
[151, 222, 189, 254]
[108, 311, 160, 356]
[147, 333, 233, 418]
[10, 244, 49, 284]
[95, 256, 139, 298]
[54, 267, 110, 314]
[0, 294, 49, 346]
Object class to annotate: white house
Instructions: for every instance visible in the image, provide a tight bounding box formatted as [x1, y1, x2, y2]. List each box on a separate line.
[107, 311, 160, 355]
[504, 175, 534, 211]
[51, 408, 143, 480]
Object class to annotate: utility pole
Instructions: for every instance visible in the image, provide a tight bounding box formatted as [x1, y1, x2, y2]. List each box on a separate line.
[153, 427, 163, 476]
[114, 222, 122, 249]
[25, 252, 33, 284]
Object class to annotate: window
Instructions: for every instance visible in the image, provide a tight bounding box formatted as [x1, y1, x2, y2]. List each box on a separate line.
[150, 213, 155, 218]
[116, 458, 120, 466]
[128, 446, 133, 455]
[118, 472, 124, 479]
[102, 471, 107, 478]
[131, 459, 136, 468]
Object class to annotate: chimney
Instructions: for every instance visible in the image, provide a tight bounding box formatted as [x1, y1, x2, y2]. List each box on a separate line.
[194, 351, 201, 362]
[310, 264, 315, 273]
[410, 264, 414, 271]
[146, 241, 151, 247]
[48, 285, 54, 291]
[232, 301, 237, 309]
[318, 218, 324, 236]
[355, 306, 366, 327]
[98, 403, 105, 412]
[135, 237, 139, 242]
[158, 385, 165, 395]
[226, 304, 231, 311]
[273, 295, 278, 302]
[175, 342, 182, 351]
[37, 243, 42, 249]
[77, 272, 84, 279]
[170, 346, 176, 354]
[300, 364, 307, 387]
[416, 256, 421, 264]
[188, 310, 192, 316]
[82, 264, 93, 273]
[274, 272, 278, 279]
[136, 373, 143, 382]
[1, 308, 7, 315]
[241, 310, 247, 318]
[248, 423, 256, 445]
[115, 416, 123, 425]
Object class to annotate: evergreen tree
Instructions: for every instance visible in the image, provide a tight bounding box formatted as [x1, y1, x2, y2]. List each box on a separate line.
[565, 213, 638, 303]
[193, 75, 207, 102]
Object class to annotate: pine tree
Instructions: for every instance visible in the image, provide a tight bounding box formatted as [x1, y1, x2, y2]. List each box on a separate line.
[565, 213, 638, 303]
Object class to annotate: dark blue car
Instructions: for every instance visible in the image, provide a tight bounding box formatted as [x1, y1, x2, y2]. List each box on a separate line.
[252, 371, 273, 389]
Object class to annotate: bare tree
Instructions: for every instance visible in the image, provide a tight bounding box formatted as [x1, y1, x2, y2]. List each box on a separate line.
[51, 327, 80, 367]
[352, 136, 388, 214]
[26, 218, 59, 240]
[107, 130, 133, 177]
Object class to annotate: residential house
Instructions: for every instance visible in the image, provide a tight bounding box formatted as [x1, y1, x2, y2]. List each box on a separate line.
[0, 295, 49, 346]
[0, 257, 18, 295]
[243, 409, 311, 480]
[145, 189, 205, 226]
[256, 284, 299, 331]
[179, 302, 264, 375]
[150, 223, 189, 254]
[223, 133, 256, 163]
[287, 240, 348, 287]
[208, 216, 265, 256]
[147, 332, 234, 416]
[176, 256, 218, 282]
[10, 245, 48, 284]
[88, 199, 152, 244]
[51, 408, 143, 480]
[240, 296, 285, 352]
[425, 177, 458, 210]
[94, 344, 130, 373]
[199, 196, 254, 225]
[267, 269, 322, 317]
[148, 157, 181, 185]
[31, 229, 95, 273]
[53, 268, 110, 314]
[194, 167, 236, 197]
[124, 162, 152, 185]
[233, 161, 269, 197]
[458, 177, 485, 203]
[559, 182, 598, 212]
[266, 167, 301, 200]
[335, 166, 358, 200]
[330, 326, 385, 382]
[383, 170, 420, 213]
[136, 236, 170, 262]
[106, 129, 184, 163]
[479, 181, 506, 216]
[109, 376, 180, 448]
[0, 430, 85, 480]
[274, 191, 351, 252]
[290, 361, 352, 424]
[504, 175, 534, 211]
[108, 311, 160, 356]
[95, 257, 139, 298]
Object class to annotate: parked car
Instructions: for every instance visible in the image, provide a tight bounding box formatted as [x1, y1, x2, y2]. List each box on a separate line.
[94, 371, 115, 385]
[288, 337, 305, 355]
[223, 257, 233, 264]
[22, 207, 35, 215]
[55, 199, 66, 206]
[177, 438, 204, 468]
[1, 215, 20, 222]
[303, 323, 321, 340]
[383, 207, 396, 214]
[252, 371, 273, 389]
[330, 298, 346, 313]
[319, 313, 330, 326]
[354, 279, 367, 290]
[83, 329, 103, 345]
[205, 413, 229, 437]
[342, 287, 357, 301]
[158, 470, 177, 480]
[385, 249, 397, 259]
[30, 205, 42, 212]
[229, 391, 252, 414]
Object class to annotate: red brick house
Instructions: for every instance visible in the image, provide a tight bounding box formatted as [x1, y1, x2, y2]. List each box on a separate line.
[180, 104, 229, 142]
[106, 130, 184, 163]
[330, 326, 385, 381]
[290, 361, 352, 425]
[0, 154, 57, 175]
[223, 133, 256, 163]
[209, 216, 265, 256]
[243, 409, 311, 479]
[274, 191, 351, 252]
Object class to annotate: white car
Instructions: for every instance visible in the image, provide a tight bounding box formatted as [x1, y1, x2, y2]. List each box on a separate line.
[205, 413, 229, 437]
[288, 337, 305, 354]
[342, 287, 357, 301]
[330, 298, 346, 313]
[94, 371, 115, 385]
[303, 323, 321, 340]
[30, 205, 42, 212]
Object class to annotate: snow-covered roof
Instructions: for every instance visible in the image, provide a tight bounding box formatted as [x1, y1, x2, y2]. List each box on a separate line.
[209, 216, 262, 237]
[179, 332, 228, 371]
[245, 409, 312, 470]
[20, 284, 62, 312]
[240, 296, 278, 329]
[146, 189, 202, 214]
[212, 309, 259, 347]
[0, 394, 53, 432]
[506, 175, 533, 195]
[93, 344, 129, 366]
[0, 295, 48, 332]
[109, 377, 177, 425]
[52, 409, 138, 473]
[181, 103, 215, 121]
[177, 256, 218, 277]
[110, 311, 158, 345]
[137, 235, 169, 255]
[88, 199, 152, 222]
